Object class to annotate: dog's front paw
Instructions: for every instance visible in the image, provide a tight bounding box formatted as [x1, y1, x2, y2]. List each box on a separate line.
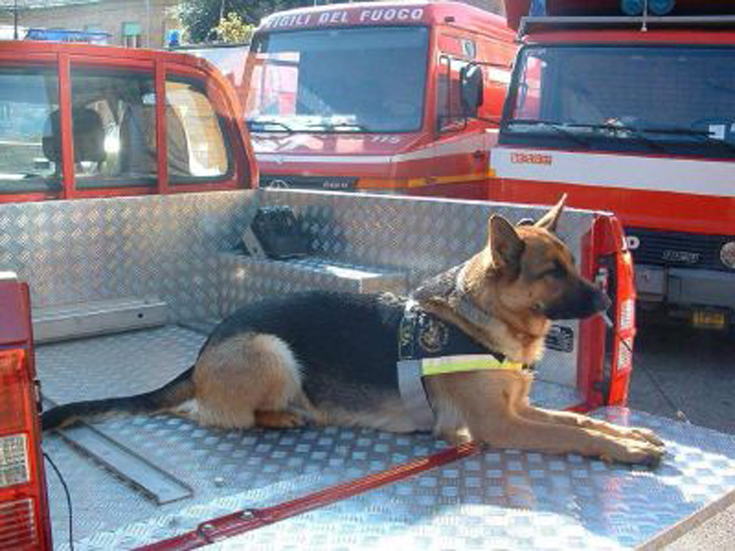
[627, 426, 665, 449]
[606, 439, 665, 468]
[438, 427, 472, 446]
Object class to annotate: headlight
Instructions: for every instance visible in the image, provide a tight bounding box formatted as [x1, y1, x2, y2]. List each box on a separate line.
[721, 241, 735, 269]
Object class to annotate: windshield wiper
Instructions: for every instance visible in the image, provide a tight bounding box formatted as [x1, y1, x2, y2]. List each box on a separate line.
[306, 121, 372, 133]
[508, 118, 735, 155]
[562, 122, 669, 153]
[507, 119, 591, 149]
[246, 120, 294, 134]
[635, 126, 735, 155]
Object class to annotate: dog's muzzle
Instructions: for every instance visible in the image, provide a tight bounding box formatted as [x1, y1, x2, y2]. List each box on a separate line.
[545, 282, 611, 320]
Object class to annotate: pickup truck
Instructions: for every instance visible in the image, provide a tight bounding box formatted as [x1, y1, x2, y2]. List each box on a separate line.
[1, 40, 734, 551]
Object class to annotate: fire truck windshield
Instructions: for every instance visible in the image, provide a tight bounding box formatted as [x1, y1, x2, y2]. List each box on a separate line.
[502, 45, 735, 158]
[247, 26, 428, 133]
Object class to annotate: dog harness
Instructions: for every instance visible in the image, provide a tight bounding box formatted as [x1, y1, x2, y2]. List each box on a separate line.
[397, 300, 527, 432]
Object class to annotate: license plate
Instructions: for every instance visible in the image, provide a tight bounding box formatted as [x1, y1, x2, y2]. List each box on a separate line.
[692, 310, 728, 330]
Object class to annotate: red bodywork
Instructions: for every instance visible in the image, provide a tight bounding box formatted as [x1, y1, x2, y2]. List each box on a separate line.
[0, 42, 258, 203]
[572, 214, 635, 410]
[0, 276, 52, 550]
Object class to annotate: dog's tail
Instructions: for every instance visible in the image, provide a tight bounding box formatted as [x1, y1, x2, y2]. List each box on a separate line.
[42, 366, 195, 431]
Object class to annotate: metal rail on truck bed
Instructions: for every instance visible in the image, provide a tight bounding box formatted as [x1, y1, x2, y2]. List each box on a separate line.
[1, 189, 732, 549]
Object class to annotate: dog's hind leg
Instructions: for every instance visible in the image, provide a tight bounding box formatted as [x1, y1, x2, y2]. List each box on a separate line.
[255, 392, 321, 429]
[255, 410, 304, 429]
[192, 333, 307, 430]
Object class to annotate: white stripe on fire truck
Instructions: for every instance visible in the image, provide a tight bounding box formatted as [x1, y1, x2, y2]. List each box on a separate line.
[491, 148, 735, 198]
[255, 133, 493, 165]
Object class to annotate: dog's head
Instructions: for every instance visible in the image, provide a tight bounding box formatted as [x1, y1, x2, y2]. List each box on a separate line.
[465, 195, 610, 322]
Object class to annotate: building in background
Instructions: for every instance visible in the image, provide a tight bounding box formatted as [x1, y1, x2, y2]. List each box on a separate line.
[0, 0, 503, 49]
[465, 0, 504, 14]
[0, 0, 180, 48]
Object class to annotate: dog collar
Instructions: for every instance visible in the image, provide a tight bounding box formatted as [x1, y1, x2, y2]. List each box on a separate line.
[397, 301, 526, 431]
[454, 263, 498, 328]
[411, 262, 497, 329]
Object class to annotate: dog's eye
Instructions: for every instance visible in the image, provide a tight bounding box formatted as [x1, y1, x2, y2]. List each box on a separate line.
[542, 262, 566, 279]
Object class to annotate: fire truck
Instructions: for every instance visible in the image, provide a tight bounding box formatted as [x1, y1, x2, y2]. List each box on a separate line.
[210, 1, 516, 199]
[491, 0, 735, 329]
[1, 35, 734, 551]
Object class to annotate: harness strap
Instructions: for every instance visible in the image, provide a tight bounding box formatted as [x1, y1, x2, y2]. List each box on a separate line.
[397, 359, 434, 431]
[397, 354, 525, 432]
[397, 300, 527, 431]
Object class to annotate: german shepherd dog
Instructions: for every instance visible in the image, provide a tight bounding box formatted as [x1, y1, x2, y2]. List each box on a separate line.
[43, 197, 664, 466]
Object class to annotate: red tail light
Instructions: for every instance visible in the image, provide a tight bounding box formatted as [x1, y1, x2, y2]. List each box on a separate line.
[578, 215, 637, 410]
[0, 498, 39, 550]
[608, 251, 637, 405]
[595, 218, 637, 406]
[0, 351, 31, 437]
[0, 275, 52, 551]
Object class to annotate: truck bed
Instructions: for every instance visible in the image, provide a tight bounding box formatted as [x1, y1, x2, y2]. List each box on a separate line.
[38, 325, 735, 550]
[3, 189, 728, 549]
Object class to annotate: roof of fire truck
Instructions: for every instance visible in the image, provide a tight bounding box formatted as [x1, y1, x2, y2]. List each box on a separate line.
[0, 39, 220, 72]
[256, 0, 515, 42]
[505, 0, 735, 42]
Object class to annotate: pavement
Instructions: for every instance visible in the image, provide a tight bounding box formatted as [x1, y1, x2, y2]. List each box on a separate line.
[629, 320, 735, 550]
[630, 319, 734, 433]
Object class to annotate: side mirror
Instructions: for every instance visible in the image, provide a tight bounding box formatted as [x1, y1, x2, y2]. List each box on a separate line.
[460, 64, 484, 115]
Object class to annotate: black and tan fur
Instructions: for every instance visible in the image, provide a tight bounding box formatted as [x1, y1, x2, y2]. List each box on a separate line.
[43, 197, 665, 466]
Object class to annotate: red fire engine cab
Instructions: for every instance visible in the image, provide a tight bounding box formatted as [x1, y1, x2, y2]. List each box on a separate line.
[235, 0, 515, 198]
[492, 0, 735, 329]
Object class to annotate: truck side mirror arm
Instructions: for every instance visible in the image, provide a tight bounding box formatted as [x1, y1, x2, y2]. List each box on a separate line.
[460, 63, 484, 115]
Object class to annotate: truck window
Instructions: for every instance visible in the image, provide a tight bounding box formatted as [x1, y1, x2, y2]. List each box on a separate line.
[437, 36, 478, 131]
[512, 54, 543, 121]
[183, 45, 250, 100]
[165, 79, 232, 182]
[504, 45, 735, 159]
[247, 52, 298, 118]
[69, 68, 158, 188]
[248, 26, 429, 133]
[0, 66, 61, 194]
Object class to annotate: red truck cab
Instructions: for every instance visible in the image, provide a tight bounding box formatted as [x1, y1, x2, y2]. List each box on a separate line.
[0, 41, 257, 203]
[218, 1, 516, 199]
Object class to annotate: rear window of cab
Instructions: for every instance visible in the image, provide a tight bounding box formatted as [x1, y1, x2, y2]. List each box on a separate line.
[0, 55, 241, 201]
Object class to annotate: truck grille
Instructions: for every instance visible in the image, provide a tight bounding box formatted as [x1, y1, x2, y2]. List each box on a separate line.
[260, 174, 358, 191]
[626, 228, 732, 272]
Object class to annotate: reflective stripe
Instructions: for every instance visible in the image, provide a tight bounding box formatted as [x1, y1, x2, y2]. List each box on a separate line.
[397, 359, 435, 432]
[492, 147, 735, 198]
[406, 172, 490, 188]
[256, 132, 495, 165]
[421, 354, 525, 376]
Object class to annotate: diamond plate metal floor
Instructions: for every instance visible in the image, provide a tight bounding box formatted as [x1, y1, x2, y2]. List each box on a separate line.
[37, 328, 735, 550]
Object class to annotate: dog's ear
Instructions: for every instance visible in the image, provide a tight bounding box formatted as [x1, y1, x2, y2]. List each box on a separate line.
[534, 194, 567, 233]
[487, 215, 525, 271]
